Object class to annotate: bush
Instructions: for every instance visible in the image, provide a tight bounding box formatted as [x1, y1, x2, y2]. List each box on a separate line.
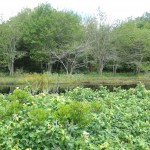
[54, 101, 91, 126]
[0, 84, 149, 149]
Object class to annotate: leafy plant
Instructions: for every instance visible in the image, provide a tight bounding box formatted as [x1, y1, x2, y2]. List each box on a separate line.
[0, 84, 149, 149]
[28, 108, 48, 125]
[54, 101, 91, 126]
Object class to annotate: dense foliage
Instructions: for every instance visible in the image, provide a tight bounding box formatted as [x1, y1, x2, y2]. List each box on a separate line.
[0, 84, 149, 149]
[0, 3, 150, 75]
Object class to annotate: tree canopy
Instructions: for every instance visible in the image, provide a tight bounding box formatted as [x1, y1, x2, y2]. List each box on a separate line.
[0, 3, 150, 75]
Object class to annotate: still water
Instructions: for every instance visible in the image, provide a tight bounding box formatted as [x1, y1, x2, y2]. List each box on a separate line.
[0, 83, 150, 94]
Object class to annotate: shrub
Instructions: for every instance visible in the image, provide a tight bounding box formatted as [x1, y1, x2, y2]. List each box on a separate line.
[54, 101, 91, 126]
[28, 108, 48, 125]
[0, 84, 149, 149]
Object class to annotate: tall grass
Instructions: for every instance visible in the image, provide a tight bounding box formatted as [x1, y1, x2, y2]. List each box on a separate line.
[0, 72, 150, 86]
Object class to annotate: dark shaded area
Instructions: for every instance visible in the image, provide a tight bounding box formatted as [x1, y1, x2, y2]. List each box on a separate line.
[0, 83, 150, 94]
[15, 56, 42, 73]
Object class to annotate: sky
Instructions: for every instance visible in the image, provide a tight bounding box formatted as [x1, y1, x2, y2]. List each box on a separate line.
[0, 0, 150, 23]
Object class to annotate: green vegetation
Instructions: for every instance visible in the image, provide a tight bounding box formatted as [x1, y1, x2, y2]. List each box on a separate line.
[0, 84, 150, 149]
[0, 3, 150, 76]
[0, 4, 149, 149]
[0, 73, 150, 88]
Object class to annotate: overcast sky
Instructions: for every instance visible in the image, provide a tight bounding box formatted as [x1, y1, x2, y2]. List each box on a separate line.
[0, 0, 150, 22]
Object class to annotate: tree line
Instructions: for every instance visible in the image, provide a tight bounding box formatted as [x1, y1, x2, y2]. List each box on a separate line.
[0, 3, 150, 75]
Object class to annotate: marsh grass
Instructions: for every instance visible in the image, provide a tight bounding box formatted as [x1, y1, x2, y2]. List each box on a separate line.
[0, 72, 150, 87]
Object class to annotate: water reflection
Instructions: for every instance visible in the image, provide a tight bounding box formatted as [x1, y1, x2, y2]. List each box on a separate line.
[0, 85, 17, 94]
[0, 83, 150, 94]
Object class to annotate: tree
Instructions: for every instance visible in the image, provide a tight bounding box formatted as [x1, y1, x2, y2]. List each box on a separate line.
[0, 19, 24, 75]
[22, 3, 84, 73]
[112, 19, 150, 74]
[51, 41, 87, 74]
[109, 21, 128, 74]
[136, 12, 150, 29]
[85, 9, 111, 74]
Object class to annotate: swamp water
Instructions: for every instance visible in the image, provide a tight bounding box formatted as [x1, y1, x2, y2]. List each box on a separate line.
[0, 83, 150, 94]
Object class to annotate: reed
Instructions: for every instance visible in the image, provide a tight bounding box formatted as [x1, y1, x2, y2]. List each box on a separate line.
[0, 72, 150, 86]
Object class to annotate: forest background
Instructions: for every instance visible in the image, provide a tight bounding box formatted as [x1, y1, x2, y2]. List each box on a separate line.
[0, 3, 150, 76]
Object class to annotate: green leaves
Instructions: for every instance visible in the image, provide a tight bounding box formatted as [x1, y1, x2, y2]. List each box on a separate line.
[54, 101, 91, 126]
[28, 108, 48, 125]
[0, 84, 150, 149]
[21, 4, 83, 73]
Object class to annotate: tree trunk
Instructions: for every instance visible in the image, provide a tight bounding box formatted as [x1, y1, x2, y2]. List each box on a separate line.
[113, 64, 118, 75]
[69, 66, 74, 75]
[8, 57, 14, 76]
[135, 65, 140, 74]
[134, 56, 143, 74]
[99, 64, 104, 75]
[47, 62, 52, 73]
[98, 56, 104, 75]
